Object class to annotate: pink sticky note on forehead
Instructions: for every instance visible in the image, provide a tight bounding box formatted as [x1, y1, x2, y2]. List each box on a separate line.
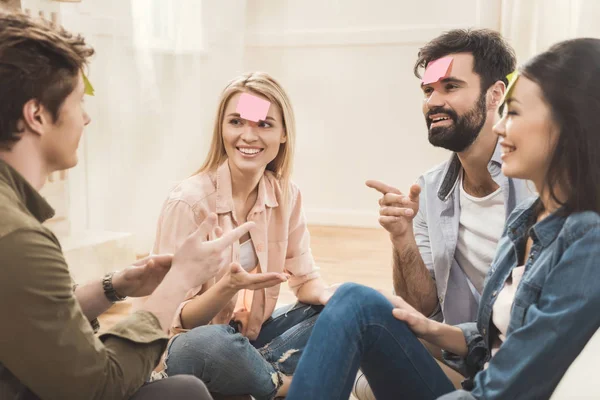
[236, 93, 271, 122]
[422, 56, 454, 85]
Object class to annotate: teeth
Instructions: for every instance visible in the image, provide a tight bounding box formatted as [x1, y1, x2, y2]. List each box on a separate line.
[239, 148, 261, 155]
[432, 117, 450, 122]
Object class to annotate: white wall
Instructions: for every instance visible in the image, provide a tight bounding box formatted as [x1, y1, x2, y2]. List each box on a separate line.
[501, 0, 600, 62]
[244, 0, 502, 227]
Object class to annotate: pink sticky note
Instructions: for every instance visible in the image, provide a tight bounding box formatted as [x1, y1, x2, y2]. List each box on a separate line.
[236, 93, 271, 122]
[422, 56, 454, 85]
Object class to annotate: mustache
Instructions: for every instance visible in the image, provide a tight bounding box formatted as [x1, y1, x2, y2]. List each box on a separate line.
[426, 107, 458, 122]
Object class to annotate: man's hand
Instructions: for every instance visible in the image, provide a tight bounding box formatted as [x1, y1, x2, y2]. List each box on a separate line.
[112, 254, 173, 298]
[366, 180, 421, 241]
[171, 213, 255, 290]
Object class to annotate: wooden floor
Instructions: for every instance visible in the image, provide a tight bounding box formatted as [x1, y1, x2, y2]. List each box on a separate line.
[98, 225, 392, 399]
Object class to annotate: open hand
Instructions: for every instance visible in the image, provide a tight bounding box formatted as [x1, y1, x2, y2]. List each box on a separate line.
[379, 290, 432, 338]
[225, 262, 289, 292]
[112, 254, 173, 298]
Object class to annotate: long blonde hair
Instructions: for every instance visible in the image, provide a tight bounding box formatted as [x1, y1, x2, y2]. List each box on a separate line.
[196, 72, 296, 199]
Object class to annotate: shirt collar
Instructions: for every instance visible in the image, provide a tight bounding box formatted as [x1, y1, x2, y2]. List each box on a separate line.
[437, 139, 504, 201]
[0, 159, 55, 223]
[506, 197, 567, 247]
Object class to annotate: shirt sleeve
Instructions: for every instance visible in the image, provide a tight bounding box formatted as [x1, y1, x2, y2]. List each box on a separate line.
[413, 176, 442, 320]
[0, 229, 168, 400]
[153, 198, 200, 254]
[441, 322, 488, 379]
[153, 198, 207, 333]
[284, 185, 321, 294]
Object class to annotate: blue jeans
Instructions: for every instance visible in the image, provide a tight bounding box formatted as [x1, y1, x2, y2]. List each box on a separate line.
[287, 283, 455, 400]
[165, 302, 322, 400]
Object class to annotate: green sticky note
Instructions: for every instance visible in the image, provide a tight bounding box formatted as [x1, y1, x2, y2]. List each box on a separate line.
[83, 73, 95, 96]
[503, 71, 519, 103]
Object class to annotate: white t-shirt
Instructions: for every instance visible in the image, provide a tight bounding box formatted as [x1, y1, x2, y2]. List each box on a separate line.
[454, 175, 505, 294]
[239, 239, 258, 271]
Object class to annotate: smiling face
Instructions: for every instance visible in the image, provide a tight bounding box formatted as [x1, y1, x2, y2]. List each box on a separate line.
[221, 91, 286, 176]
[421, 53, 488, 153]
[493, 75, 559, 188]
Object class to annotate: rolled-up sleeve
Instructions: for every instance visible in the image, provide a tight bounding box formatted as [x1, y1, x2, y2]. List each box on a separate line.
[284, 185, 320, 294]
[442, 322, 488, 379]
[0, 229, 168, 400]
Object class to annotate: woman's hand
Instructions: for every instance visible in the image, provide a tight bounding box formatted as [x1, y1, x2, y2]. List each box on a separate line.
[224, 262, 288, 292]
[380, 290, 433, 338]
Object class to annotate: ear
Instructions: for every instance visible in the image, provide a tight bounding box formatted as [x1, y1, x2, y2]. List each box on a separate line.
[21, 99, 50, 137]
[280, 133, 287, 144]
[488, 80, 506, 111]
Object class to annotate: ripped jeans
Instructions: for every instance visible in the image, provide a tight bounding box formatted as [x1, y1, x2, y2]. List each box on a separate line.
[164, 302, 323, 400]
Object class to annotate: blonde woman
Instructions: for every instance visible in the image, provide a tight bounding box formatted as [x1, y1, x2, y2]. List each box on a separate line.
[153, 72, 333, 399]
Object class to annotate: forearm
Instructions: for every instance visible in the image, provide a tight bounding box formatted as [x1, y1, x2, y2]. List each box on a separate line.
[138, 271, 192, 333]
[391, 234, 438, 316]
[424, 321, 468, 357]
[295, 277, 328, 305]
[180, 279, 237, 329]
[74, 278, 113, 321]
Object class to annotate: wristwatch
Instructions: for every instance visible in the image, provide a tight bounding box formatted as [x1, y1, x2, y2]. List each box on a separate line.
[102, 272, 127, 303]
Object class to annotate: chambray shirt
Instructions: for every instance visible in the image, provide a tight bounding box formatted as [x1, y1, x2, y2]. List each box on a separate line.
[414, 142, 531, 325]
[440, 198, 600, 399]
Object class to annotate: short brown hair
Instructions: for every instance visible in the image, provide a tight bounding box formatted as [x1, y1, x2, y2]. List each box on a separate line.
[414, 29, 516, 92]
[0, 11, 94, 150]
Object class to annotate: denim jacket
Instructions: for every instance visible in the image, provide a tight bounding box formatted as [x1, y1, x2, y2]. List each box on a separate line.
[439, 197, 600, 399]
[415, 142, 531, 325]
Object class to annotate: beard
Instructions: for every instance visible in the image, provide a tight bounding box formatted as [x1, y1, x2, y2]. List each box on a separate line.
[426, 93, 487, 153]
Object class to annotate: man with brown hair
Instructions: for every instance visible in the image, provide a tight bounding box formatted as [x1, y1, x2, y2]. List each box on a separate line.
[0, 11, 256, 400]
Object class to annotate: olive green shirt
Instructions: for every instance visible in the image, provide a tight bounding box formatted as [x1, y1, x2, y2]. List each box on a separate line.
[0, 160, 169, 400]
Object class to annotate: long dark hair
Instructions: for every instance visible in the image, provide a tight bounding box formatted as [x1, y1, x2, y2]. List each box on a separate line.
[521, 38, 600, 214]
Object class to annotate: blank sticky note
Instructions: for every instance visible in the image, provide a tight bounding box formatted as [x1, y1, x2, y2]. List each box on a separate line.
[422, 56, 454, 85]
[236, 93, 270, 122]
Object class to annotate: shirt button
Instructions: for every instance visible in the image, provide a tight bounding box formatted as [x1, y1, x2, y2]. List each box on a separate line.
[492, 290, 498, 297]
[482, 328, 487, 336]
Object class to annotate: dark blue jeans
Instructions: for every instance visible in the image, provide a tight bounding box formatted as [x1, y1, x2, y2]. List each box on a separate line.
[287, 283, 455, 400]
[165, 302, 322, 400]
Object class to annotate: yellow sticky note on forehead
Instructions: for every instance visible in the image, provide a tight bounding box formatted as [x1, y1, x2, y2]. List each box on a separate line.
[503, 71, 519, 103]
[83, 73, 95, 96]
